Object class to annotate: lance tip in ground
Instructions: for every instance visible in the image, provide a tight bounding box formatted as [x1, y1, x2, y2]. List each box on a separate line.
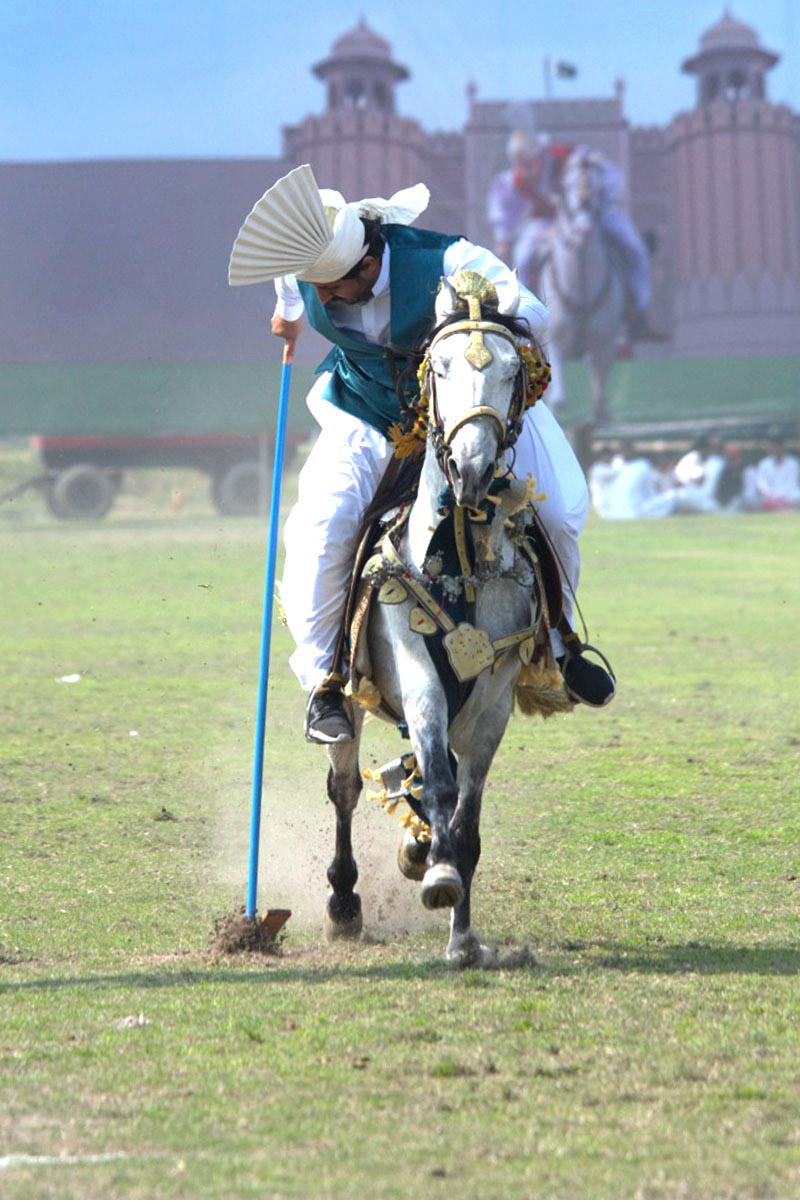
[209, 907, 291, 956]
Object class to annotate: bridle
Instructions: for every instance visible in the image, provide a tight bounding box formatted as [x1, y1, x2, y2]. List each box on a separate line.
[391, 272, 551, 481]
[421, 318, 528, 476]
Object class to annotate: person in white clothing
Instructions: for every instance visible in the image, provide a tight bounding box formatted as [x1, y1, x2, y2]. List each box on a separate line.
[587, 450, 620, 518]
[642, 435, 724, 516]
[755, 434, 800, 509]
[602, 444, 662, 519]
[228, 165, 616, 742]
[487, 131, 662, 340]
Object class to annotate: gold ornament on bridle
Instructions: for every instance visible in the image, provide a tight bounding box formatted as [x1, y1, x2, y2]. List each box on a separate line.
[451, 269, 499, 369]
[387, 270, 552, 459]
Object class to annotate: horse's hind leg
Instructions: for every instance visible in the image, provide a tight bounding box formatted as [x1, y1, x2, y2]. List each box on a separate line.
[324, 709, 364, 940]
[588, 347, 613, 426]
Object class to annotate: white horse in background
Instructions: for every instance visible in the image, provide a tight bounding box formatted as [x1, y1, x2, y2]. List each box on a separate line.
[540, 149, 626, 426]
[322, 271, 563, 966]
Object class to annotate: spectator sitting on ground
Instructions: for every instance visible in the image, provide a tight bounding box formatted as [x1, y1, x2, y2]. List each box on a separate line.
[640, 434, 724, 516]
[740, 456, 762, 512]
[674, 434, 724, 490]
[755, 432, 800, 510]
[652, 451, 678, 494]
[674, 434, 724, 512]
[603, 441, 662, 520]
[714, 443, 746, 510]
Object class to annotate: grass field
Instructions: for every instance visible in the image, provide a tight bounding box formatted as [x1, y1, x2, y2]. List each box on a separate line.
[1, 453, 799, 1199]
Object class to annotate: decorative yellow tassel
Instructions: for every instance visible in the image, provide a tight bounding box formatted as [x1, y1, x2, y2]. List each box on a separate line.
[347, 678, 382, 710]
[387, 418, 426, 460]
[514, 659, 575, 718]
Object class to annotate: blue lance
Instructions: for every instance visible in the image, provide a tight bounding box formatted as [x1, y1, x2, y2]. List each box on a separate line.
[245, 342, 293, 931]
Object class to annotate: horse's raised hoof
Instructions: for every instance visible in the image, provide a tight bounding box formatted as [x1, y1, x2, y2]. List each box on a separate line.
[397, 830, 430, 882]
[323, 892, 363, 942]
[421, 864, 464, 911]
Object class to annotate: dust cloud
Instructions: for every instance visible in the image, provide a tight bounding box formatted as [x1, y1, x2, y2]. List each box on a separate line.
[206, 740, 441, 941]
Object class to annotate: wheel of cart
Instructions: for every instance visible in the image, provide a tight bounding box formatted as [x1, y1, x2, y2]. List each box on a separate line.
[46, 463, 119, 520]
[211, 459, 269, 516]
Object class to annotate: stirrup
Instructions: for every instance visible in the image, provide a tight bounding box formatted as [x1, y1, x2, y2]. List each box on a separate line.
[557, 624, 617, 708]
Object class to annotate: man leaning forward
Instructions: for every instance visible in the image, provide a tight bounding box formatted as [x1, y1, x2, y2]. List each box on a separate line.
[229, 165, 616, 743]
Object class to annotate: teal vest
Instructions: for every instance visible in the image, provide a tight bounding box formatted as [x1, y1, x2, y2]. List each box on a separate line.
[298, 225, 459, 437]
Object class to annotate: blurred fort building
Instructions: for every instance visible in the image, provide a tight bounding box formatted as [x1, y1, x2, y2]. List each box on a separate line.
[1, 11, 799, 368]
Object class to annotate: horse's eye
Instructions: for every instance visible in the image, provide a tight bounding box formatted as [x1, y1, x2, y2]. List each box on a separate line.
[432, 357, 451, 377]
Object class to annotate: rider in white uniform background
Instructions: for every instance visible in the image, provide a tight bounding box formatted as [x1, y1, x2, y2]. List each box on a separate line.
[488, 131, 657, 339]
[229, 166, 616, 742]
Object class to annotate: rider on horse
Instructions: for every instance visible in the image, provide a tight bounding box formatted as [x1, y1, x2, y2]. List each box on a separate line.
[488, 131, 663, 342]
[229, 165, 616, 743]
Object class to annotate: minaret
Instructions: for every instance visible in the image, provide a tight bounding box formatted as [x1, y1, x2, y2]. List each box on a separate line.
[311, 17, 408, 115]
[681, 7, 778, 105]
[281, 20, 426, 198]
[668, 11, 800, 355]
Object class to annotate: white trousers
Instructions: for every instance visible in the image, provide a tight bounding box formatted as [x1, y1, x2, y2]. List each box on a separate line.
[282, 373, 589, 691]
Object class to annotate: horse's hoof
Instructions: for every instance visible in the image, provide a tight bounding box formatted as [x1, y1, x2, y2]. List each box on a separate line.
[323, 892, 363, 942]
[397, 830, 430, 882]
[421, 864, 464, 911]
[446, 940, 498, 969]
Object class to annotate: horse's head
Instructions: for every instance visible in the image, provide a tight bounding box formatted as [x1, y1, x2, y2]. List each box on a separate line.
[418, 270, 544, 509]
[557, 149, 604, 247]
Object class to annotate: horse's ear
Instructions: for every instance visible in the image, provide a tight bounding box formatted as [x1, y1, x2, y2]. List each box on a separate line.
[496, 270, 521, 317]
[435, 277, 459, 323]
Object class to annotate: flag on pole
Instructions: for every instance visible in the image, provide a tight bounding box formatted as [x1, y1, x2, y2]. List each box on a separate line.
[555, 60, 578, 78]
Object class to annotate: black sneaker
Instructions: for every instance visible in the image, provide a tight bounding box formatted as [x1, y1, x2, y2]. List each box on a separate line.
[305, 687, 355, 744]
[560, 652, 616, 708]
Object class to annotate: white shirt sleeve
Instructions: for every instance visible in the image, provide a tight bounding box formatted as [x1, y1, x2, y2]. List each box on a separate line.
[442, 238, 549, 340]
[274, 274, 306, 322]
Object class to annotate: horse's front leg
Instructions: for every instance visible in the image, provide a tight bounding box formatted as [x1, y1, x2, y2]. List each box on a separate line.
[446, 774, 485, 964]
[324, 706, 365, 940]
[447, 692, 516, 965]
[401, 681, 463, 912]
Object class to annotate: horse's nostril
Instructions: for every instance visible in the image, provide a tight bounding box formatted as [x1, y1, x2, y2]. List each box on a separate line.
[446, 457, 462, 487]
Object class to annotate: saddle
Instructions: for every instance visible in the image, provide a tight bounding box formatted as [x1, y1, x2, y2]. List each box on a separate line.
[331, 458, 573, 728]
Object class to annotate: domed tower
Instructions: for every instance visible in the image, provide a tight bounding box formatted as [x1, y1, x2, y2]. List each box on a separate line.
[282, 19, 427, 199]
[682, 9, 778, 106]
[312, 19, 408, 115]
[668, 11, 800, 355]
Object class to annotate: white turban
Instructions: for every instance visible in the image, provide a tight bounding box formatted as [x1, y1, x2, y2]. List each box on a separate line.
[228, 164, 430, 287]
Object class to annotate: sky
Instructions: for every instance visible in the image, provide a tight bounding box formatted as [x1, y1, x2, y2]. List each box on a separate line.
[2, 0, 798, 162]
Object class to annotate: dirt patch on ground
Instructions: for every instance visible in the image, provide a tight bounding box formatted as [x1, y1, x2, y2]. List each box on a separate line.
[208, 907, 291, 956]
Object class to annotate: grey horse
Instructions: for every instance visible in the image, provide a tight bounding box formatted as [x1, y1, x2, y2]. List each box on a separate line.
[540, 148, 626, 426]
[322, 271, 558, 966]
